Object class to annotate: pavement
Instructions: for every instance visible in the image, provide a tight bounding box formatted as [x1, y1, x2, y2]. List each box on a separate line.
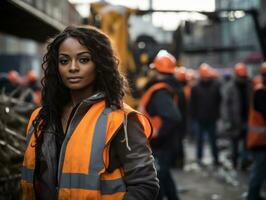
[170, 139, 251, 200]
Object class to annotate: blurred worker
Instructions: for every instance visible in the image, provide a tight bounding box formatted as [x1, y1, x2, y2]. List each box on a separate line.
[186, 69, 198, 90]
[246, 64, 266, 200]
[173, 67, 188, 168]
[221, 63, 252, 170]
[0, 70, 21, 94]
[219, 71, 232, 136]
[190, 63, 221, 167]
[139, 50, 181, 200]
[25, 70, 41, 105]
[26, 70, 38, 87]
[175, 66, 191, 100]
[209, 68, 220, 80]
[252, 75, 262, 89]
[184, 69, 199, 140]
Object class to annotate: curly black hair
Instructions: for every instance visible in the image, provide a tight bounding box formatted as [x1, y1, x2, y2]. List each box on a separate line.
[32, 25, 128, 160]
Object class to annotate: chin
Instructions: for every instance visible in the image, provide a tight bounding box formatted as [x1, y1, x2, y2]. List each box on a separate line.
[65, 81, 94, 91]
[67, 84, 84, 90]
[69, 87, 85, 91]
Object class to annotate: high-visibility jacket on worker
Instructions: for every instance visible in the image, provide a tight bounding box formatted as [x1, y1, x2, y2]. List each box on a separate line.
[247, 85, 266, 149]
[21, 100, 152, 200]
[139, 82, 177, 137]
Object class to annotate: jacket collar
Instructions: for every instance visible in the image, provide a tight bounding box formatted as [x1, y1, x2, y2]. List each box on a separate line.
[82, 91, 105, 105]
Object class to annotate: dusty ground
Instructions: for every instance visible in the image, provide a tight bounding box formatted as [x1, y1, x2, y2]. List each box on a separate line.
[173, 166, 249, 200]
[171, 140, 251, 200]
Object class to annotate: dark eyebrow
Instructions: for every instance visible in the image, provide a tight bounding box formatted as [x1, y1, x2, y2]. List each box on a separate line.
[77, 51, 91, 56]
[59, 53, 69, 57]
[59, 52, 91, 57]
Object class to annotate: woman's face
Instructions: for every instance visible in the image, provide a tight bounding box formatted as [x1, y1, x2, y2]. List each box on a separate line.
[58, 37, 96, 91]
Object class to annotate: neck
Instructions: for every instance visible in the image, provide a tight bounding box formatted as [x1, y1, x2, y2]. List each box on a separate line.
[70, 87, 94, 106]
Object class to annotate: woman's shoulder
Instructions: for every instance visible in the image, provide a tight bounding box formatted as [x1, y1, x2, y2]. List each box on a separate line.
[30, 107, 42, 119]
[111, 103, 147, 120]
[27, 107, 42, 131]
[108, 103, 152, 138]
[124, 104, 152, 139]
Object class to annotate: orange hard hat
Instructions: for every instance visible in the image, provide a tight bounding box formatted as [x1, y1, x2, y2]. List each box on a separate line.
[175, 66, 187, 81]
[150, 50, 176, 74]
[261, 62, 266, 75]
[26, 70, 38, 82]
[198, 63, 211, 78]
[7, 70, 19, 83]
[234, 63, 247, 77]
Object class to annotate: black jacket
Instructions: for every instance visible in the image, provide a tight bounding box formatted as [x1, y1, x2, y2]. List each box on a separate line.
[144, 77, 182, 150]
[190, 79, 221, 123]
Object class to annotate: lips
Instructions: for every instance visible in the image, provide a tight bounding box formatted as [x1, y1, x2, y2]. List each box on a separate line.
[67, 76, 82, 83]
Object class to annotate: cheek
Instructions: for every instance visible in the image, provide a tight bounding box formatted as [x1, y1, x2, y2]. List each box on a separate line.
[85, 65, 96, 80]
[58, 67, 68, 86]
[58, 67, 66, 79]
[58, 66, 63, 76]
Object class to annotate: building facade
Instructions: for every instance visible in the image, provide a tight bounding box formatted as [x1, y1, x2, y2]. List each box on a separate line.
[0, 0, 82, 75]
[180, 0, 265, 75]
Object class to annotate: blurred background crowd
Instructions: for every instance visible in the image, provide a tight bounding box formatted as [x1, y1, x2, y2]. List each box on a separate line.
[1, 0, 266, 199]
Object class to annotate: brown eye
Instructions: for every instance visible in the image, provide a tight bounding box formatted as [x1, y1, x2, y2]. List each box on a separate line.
[59, 58, 69, 65]
[79, 57, 91, 64]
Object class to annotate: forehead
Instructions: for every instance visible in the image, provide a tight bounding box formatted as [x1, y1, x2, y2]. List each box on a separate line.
[59, 37, 89, 53]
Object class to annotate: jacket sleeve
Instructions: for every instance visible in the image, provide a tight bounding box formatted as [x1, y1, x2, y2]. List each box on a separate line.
[108, 113, 159, 200]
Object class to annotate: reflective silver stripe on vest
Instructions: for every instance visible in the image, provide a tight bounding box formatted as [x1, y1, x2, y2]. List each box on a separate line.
[60, 173, 126, 194]
[89, 108, 111, 172]
[21, 167, 126, 194]
[26, 125, 35, 148]
[101, 178, 126, 194]
[60, 173, 99, 189]
[249, 125, 266, 134]
[59, 107, 126, 193]
[22, 124, 36, 184]
[21, 167, 34, 183]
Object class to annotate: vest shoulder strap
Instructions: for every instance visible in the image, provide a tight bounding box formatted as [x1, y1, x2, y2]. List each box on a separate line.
[27, 107, 41, 133]
[140, 82, 174, 109]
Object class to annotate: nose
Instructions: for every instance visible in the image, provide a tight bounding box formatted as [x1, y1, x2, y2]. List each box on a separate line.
[69, 60, 79, 72]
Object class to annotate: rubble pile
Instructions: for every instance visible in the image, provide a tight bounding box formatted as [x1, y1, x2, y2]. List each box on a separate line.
[0, 91, 35, 199]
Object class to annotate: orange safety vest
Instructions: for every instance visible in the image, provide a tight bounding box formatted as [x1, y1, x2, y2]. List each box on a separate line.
[139, 82, 176, 138]
[21, 100, 152, 200]
[247, 85, 266, 149]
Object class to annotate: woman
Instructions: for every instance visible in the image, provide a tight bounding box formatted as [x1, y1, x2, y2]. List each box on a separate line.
[21, 26, 159, 200]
